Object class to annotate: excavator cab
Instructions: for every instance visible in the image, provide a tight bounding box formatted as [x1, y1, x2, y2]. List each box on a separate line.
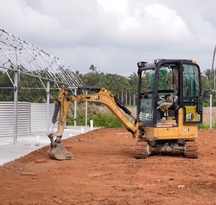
[135, 59, 202, 158]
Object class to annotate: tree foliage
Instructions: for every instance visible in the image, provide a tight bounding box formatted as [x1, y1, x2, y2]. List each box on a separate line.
[0, 65, 215, 106]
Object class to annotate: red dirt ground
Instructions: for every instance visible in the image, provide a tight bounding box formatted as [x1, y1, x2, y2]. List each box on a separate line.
[0, 128, 216, 205]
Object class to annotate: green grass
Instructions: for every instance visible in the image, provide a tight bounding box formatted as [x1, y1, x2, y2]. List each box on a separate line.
[66, 102, 214, 130]
[66, 102, 124, 128]
[198, 121, 216, 129]
[198, 123, 210, 129]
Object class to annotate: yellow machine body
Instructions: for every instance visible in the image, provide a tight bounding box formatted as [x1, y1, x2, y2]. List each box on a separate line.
[145, 108, 198, 141]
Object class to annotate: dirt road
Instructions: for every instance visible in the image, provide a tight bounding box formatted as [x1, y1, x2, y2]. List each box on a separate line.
[0, 128, 216, 205]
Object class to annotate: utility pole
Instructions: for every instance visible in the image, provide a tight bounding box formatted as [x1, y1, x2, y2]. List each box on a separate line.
[209, 45, 216, 129]
[212, 44, 216, 89]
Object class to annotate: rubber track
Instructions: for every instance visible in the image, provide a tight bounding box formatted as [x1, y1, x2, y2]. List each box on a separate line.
[185, 141, 198, 158]
[134, 140, 149, 159]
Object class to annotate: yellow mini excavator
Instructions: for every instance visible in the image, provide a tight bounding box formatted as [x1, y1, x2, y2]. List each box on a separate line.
[48, 59, 203, 160]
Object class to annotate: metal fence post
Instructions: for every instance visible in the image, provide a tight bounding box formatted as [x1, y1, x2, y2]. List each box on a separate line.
[210, 94, 212, 129]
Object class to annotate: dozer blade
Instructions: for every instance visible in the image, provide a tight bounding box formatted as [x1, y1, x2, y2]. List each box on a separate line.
[47, 143, 74, 160]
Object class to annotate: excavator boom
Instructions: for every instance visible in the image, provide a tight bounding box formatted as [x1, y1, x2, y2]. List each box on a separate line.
[48, 86, 143, 160]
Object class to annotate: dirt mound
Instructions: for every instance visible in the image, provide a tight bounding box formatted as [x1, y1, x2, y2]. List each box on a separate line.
[0, 128, 216, 205]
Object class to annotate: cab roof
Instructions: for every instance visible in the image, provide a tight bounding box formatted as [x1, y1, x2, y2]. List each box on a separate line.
[137, 59, 197, 73]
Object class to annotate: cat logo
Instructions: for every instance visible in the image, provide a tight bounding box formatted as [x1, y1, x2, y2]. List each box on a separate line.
[183, 128, 189, 132]
[92, 95, 99, 100]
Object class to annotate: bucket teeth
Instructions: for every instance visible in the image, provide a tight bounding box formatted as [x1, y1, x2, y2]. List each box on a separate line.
[47, 144, 74, 160]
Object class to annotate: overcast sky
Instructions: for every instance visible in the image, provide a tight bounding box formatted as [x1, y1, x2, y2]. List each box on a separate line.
[0, 0, 215, 76]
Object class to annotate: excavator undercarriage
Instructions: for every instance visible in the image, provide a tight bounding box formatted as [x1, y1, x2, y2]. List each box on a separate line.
[134, 139, 198, 159]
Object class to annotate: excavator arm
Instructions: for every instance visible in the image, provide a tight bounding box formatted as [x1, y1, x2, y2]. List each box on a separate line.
[48, 86, 144, 160]
[50, 87, 143, 142]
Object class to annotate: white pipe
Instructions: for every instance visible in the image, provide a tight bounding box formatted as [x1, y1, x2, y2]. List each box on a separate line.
[35, 135, 40, 146]
[90, 120, 93, 130]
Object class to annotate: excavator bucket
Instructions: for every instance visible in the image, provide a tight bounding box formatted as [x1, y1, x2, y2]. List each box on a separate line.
[47, 144, 74, 160]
